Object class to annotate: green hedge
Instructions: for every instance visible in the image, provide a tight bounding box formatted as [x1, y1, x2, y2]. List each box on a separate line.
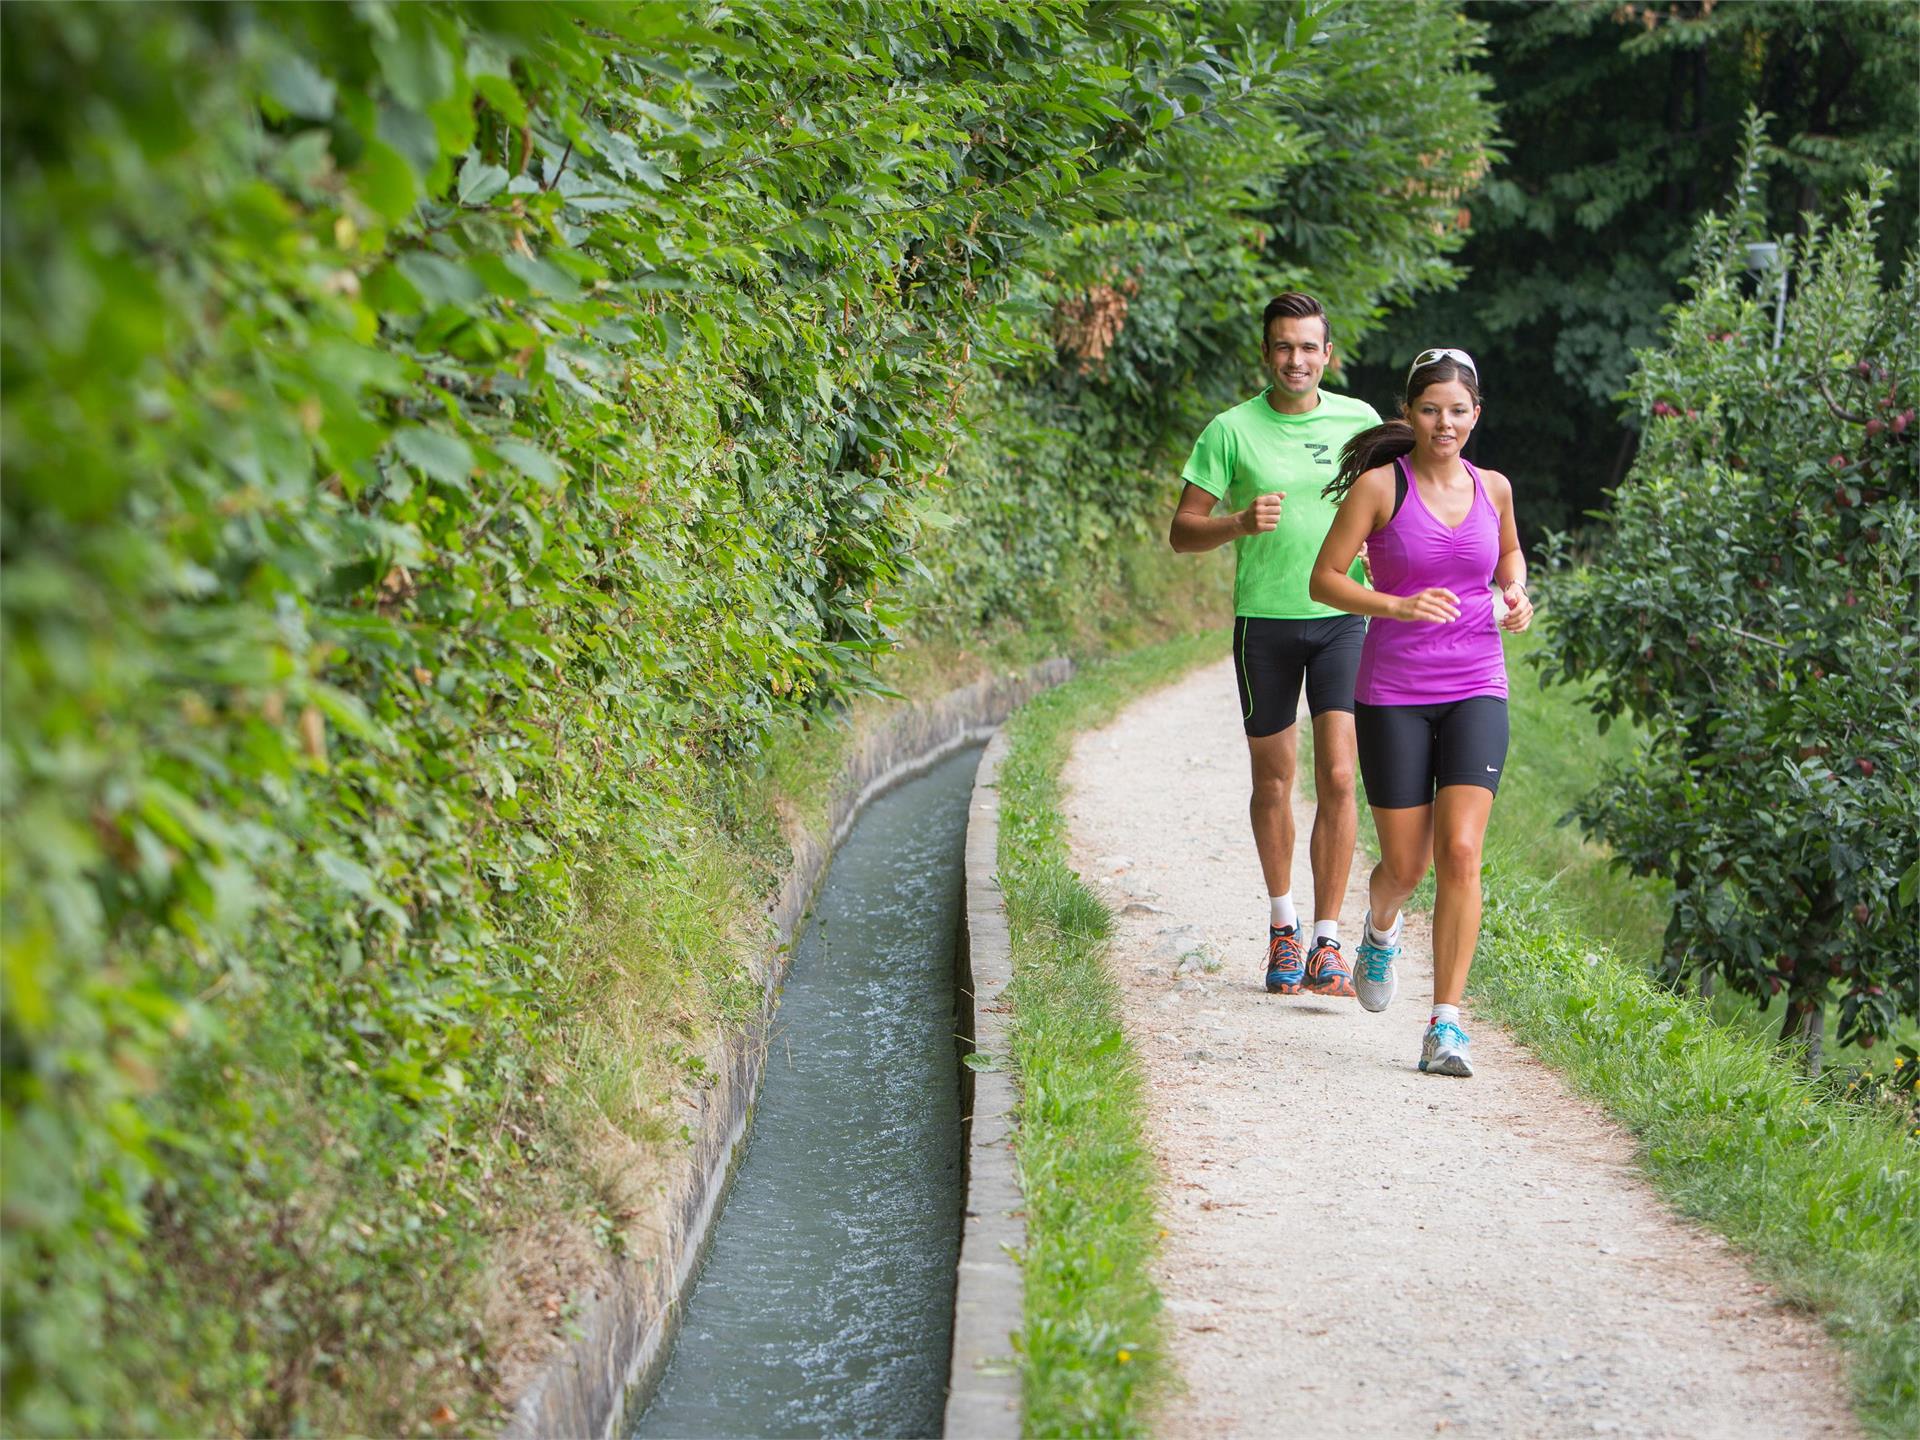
[0, 2, 1492, 1432]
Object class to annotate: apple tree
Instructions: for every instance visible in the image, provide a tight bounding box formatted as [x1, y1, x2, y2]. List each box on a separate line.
[1536, 119, 1919, 1072]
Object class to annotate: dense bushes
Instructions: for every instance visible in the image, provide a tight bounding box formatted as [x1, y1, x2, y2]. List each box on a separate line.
[1537, 118, 1919, 1066]
[0, 2, 1492, 1432]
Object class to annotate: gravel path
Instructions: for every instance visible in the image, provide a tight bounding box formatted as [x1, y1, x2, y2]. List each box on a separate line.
[1061, 656, 1859, 1439]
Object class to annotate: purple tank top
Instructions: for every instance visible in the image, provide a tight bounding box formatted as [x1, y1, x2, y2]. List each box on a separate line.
[1354, 456, 1508, 706]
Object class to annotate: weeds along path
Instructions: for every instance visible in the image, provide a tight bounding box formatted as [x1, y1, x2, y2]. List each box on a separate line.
[1061, 657, 1859, 1439]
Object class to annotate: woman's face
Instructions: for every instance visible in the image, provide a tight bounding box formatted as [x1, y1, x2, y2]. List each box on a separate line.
[1407, 379, 1480, 460]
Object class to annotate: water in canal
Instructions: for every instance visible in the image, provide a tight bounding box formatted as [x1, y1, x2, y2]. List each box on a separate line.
[632, 742, 982, 1439]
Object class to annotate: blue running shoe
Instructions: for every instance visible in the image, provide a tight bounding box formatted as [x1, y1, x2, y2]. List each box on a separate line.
[1264, 925, 1304, 994]
[1420, 1020, 1474, 1077]
[1354, 931, 1399, 1013]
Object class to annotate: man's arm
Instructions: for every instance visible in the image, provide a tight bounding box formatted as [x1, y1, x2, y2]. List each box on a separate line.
[1169, 482, 1280, 553]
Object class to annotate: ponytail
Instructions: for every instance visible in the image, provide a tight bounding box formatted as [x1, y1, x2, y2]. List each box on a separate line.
[1325, 420, 1414, 501]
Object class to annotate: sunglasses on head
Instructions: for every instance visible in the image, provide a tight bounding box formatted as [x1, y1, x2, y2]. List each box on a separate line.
[1410, 347, 1477, 380]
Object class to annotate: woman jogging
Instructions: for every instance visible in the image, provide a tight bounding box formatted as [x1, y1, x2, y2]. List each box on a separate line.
[1307, 349, 1532, 1077]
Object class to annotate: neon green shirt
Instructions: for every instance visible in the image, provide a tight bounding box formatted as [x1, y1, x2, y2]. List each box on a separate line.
[1181, 388, 1381, 619]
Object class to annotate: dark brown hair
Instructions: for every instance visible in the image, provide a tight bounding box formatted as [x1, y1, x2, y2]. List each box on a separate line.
[1323, 355, 1482, 500]
[1262, 292, 1330, 348]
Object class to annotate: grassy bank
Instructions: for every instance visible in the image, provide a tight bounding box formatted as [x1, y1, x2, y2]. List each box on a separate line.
[1471, 872, 1920, 1437]
[992, 633, 1227, 1436]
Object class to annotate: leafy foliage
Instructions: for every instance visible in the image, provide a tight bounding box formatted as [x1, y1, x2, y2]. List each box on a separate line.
[925, 0, 1496, 632]
[1350, 0, 1920, 537]
[1536, 118, 1919, 1063]
[0, 2, 1494, 1433]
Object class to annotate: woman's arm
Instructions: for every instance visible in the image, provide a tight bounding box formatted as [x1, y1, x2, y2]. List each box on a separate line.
[1309, 466, 1461, 623]
[1483, 469, 1533, 632]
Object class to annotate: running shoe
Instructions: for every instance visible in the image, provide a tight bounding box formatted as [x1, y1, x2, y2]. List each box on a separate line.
[1304, 936, 1355, 997]
[1353, 930, 1400, 1013]
[1264, 925, 1304, 994]
[1419, 1020, 1474, 1077]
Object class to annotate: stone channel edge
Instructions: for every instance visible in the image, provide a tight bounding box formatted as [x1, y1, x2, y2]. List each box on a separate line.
[503, 660, 1069, 1440]
[942, 723, 1025, 1439]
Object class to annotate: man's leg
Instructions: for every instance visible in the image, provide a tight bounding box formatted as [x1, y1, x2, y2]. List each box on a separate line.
[1246, 727, 1299, 898]
[1308, 710, 1359, 922]
[1300, 615, 1365, 995]
[1300, 710, 1360, 995]
[1237, 617, 1310, 992]
[1248, 726, 1307, 992]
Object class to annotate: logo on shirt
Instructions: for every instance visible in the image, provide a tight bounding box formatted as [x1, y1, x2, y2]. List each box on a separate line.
[1303, 443, 1331, 466]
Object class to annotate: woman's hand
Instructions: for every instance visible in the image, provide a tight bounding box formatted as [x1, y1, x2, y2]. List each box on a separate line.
[1396, 587, 1460, 623]
[1500, 581, 1533, 632]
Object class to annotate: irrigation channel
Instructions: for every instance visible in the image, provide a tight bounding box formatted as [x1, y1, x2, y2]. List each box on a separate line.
[633, 742, 985, 1439]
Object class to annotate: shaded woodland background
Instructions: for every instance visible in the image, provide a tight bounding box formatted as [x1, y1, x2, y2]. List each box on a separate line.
[1348, 0, 1918, 539]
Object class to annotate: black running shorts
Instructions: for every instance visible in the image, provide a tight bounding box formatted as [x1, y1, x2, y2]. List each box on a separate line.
[1232, 615, 1366, 738]
[1354, 696, 1510, 808]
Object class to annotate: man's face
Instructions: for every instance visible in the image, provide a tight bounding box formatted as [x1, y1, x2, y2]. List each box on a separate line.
[1262, 316, 1331, 398]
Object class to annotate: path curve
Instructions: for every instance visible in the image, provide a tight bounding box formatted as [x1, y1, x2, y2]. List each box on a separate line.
[1062, 656, 1858, 1439]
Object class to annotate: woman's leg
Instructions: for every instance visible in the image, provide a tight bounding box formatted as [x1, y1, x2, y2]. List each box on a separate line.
[1368, 805, 1432, 931]
[1353, 701, 1435, 932]
[1428, 697, 1509, 1005]
[1430, 784, 1495, 1005]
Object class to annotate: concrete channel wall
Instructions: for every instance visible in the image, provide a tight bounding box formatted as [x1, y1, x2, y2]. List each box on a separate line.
[505, 661, 1068, 1440]
[943, 725, 1025, 1438]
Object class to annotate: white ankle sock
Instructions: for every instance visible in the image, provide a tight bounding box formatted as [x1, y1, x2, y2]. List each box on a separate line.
[1270, 893, 1297, 931]
[1431, 1003, 1462, 1028]
[1364, 907, 1402, 945]
[1314, 919, 1339, 944]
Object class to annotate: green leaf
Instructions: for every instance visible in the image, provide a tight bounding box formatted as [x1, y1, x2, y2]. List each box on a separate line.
[353, 138, 420, 222]
[373, 10, 454, 111]
[495, 439, 566, 489]
[456, 161, 509, 206]
[395, 253, 483, 306]
[473, 71, 528, 127]
[262, 53, 337, 121]
[390, 426, 475, 489]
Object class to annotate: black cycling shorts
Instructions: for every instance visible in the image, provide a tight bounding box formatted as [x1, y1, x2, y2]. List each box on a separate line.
[1232, 615, 1365, 738]
[1355, 696, 1510, 808]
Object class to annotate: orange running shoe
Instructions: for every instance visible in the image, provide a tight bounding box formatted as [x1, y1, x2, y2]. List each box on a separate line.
[1304, 935, 1356, 997]
[1264, 925, 1305, 993]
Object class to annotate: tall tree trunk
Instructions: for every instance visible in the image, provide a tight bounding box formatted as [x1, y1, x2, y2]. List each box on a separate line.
[1663, 50, 1688, 215]
[1781, 997, 1824, 1077]
[1684, 45, 1709, 214]
[1608, 424, 1640, 491]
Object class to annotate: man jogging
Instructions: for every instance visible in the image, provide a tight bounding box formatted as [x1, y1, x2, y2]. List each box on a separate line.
[1169, 293, 1379, 996]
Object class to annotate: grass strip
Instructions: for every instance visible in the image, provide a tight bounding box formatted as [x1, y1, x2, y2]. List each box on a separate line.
[995, 631, 1225, 1436]
[1470, 866, 1919, 1437]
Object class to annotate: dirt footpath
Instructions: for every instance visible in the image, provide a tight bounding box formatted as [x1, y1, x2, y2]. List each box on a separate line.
[1061, 656, 1858, 1439]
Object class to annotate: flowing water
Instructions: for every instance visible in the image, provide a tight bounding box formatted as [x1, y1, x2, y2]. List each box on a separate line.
[632, 743, 982, 1439]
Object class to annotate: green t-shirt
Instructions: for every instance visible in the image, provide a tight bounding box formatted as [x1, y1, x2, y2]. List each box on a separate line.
[1181, 388, 1381, 619]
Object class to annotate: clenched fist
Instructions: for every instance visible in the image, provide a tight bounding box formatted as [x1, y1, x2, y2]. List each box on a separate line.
[1239, 492, 1284, 535]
